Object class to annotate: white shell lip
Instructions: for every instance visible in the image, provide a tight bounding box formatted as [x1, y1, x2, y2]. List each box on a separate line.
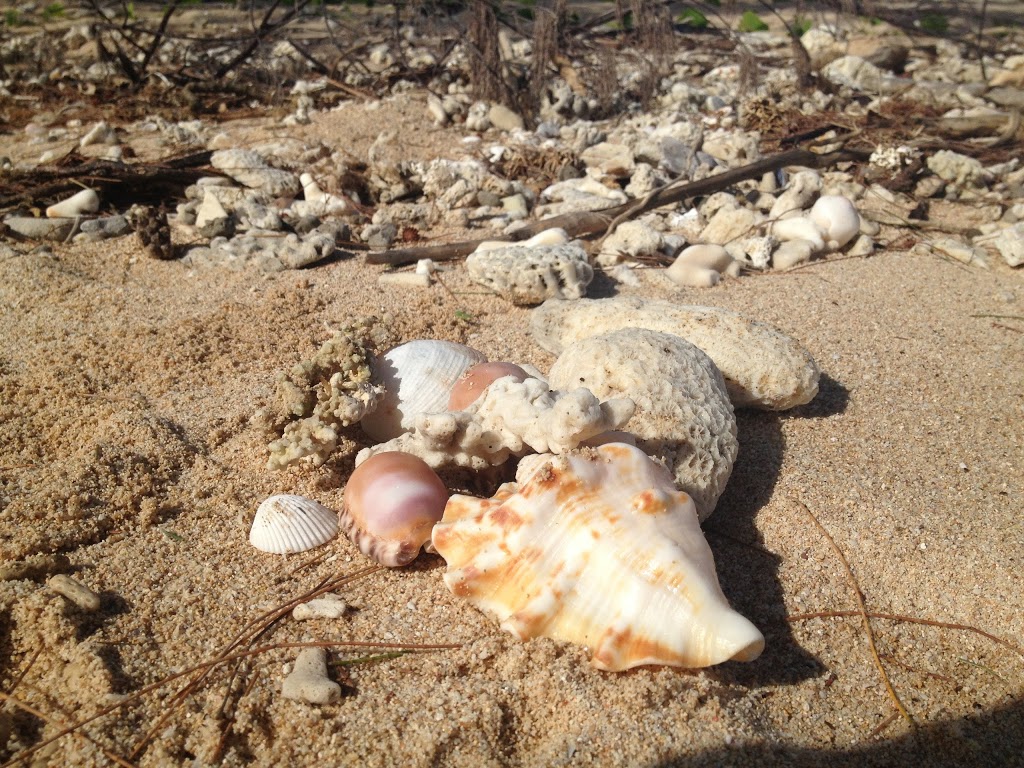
[249, 494, 339, 554]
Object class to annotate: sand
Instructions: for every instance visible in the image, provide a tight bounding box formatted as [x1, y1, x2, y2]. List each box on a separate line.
[1, 95, 1023, 767]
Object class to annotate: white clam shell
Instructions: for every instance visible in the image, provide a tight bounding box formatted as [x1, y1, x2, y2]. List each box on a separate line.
[361, 340, 486, 442]
[808, 195, 861, 250]
[432, 443, 764, 671]
[249, 494, 339, 554]
[46, 188, 99, 218]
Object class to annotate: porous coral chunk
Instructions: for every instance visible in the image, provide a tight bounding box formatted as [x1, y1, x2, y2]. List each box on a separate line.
[268, 318, 394, 469]
[466, 243, 593, 305]
[532, 297, 819, 410]
[548, 329, 737, 520]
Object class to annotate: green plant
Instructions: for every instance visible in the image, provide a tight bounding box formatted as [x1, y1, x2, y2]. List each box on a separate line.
[3, 9, 22, 26]
[919, 12, 949, 34]
[791, 15, 811, 37]
[738, 10, 768, 33]
[42, 2, 65, 21]
[677, 7, 709, 29]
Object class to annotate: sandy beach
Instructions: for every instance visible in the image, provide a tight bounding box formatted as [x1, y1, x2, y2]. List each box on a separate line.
[1, 8, 1023, 766]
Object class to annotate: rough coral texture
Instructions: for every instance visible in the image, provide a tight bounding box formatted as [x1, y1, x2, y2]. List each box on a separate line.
[548, 329, 737, 521]
[466, 243, 593, 305]
[267, 318, 394, 469]
[532, 297, 819, 410]
[356, 377, 634, 470]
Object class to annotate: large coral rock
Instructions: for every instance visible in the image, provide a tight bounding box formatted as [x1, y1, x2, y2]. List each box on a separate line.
[532, 297, 819, 411]
[548, 329, 736, 520]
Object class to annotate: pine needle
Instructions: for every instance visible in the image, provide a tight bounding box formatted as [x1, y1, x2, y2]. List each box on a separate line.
[792, 499, 916, 729]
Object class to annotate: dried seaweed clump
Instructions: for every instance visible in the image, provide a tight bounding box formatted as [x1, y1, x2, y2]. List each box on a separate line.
[267, 317, 394, 469]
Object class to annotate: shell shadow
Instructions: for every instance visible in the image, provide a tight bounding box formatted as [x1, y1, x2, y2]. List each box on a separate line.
[702, 408, 823, 687]
[793, 371, 850, 419]
[647, 696, 1024, 767]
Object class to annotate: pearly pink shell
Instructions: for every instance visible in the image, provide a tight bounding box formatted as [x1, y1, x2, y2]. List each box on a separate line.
[447, 362, 530, 411]
[341, 451, 449, 567]
[432, 443, 764, 671]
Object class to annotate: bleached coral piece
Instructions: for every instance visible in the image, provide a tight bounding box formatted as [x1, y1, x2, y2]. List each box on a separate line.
[548, 329, 737, 520]
[356, 377, 635, 470]
[268, 319, 394, 469]
[466, 242, 593, 305]
[532, 297, 819, 411]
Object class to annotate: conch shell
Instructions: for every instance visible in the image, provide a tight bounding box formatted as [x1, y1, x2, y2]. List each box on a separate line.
[431, 443, 764, 671]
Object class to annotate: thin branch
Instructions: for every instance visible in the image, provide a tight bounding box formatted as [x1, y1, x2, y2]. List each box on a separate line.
[786, 610, 1024, 660]
[792, 499, 916, 729]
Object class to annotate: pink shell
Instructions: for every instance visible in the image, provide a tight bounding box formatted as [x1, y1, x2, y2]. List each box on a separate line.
[341, 451, 449, 567]
[448, 362, 530, 411]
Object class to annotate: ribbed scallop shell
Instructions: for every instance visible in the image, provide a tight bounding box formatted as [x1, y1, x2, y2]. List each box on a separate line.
[249, 494, 339, 554]
[431, 443, 764, 671]
[361, 340, 487, 442]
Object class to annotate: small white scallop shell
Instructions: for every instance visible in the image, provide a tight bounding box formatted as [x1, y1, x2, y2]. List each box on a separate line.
[249, 494, 339, 554]
[361, 340, 487, 442]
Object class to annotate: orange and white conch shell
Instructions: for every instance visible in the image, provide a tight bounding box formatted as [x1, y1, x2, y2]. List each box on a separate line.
[431, 442, 764, 671]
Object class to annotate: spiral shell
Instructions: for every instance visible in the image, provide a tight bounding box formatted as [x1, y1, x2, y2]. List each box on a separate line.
[360, 340, 486, 442]
[432, 443, 764, 671]
[249, 494, 339, 554]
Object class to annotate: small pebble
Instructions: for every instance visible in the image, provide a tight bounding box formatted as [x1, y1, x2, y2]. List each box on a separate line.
[281, 647, 341, 704]
[293, 595, 349, 620]
[46, 574, 102, 611]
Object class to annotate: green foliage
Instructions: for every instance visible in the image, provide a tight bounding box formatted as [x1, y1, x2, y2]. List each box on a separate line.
[738, 10, 768, 33]
[515, 0, 535, 21]
[791, 15, 812, 37]
[918, 12, 949, 34]
[2, 9, 21, 26]
[42, 3, 65, 21]
[677, 7, 709, 29]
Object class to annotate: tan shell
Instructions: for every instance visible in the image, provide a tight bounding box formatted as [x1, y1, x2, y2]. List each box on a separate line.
[431, 443, 764, 671]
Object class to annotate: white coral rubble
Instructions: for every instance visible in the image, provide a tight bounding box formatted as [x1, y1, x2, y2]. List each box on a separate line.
[356, 377, 634, 470]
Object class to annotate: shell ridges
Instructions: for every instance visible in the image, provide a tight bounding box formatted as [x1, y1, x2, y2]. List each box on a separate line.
[432, 443, 764, 671]
[249, 494, 339, 554]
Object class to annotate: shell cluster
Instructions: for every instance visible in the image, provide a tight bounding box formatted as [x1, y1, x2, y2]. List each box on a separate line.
[432, 443, 764, 671]
[253, 298, 820, 670]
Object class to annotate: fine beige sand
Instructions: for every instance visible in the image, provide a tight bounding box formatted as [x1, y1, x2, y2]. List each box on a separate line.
[1, 98, 1022, 767]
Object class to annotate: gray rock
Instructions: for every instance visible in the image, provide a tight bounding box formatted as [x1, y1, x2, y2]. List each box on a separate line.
[700, 206, 762, 245]
[823, 55, 887, 93]
[4, 216, 75, 241]
[927, 150, 991, 190]
[976, 223, 1024, 267]
[580, 142, 635, 177]
[488, 104, 525, 132]
[210, 148, 300, 196]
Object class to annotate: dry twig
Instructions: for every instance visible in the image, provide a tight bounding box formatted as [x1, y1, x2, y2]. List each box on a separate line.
[792, 499, 916, 729]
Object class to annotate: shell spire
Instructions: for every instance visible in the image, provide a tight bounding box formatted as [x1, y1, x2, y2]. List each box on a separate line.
[432, 443, 764, 671]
